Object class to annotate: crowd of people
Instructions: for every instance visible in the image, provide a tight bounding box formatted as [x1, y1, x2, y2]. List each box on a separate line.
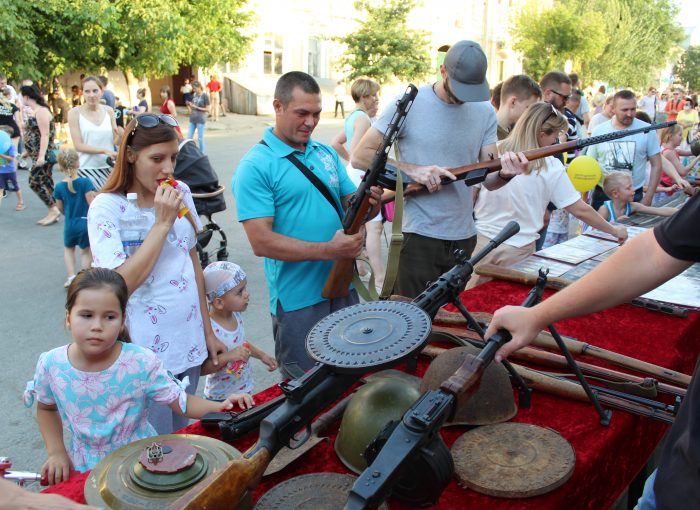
[2, 38, 699, 510]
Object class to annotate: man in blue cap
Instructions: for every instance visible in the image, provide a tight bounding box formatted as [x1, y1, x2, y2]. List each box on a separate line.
[352, 40, 528, 298]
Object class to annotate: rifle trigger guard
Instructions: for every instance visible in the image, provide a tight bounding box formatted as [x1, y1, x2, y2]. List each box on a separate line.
[287, 423, 312, 449]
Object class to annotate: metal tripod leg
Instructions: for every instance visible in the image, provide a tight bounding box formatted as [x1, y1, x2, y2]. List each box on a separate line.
[547, 323, 612, 426]
[452, 298, 532, 409]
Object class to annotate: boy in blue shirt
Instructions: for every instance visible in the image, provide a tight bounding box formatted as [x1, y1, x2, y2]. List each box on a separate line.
[0, 127, 24, 210]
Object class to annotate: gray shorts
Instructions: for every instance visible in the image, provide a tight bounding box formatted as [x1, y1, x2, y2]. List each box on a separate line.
[272, 291, 359, 379]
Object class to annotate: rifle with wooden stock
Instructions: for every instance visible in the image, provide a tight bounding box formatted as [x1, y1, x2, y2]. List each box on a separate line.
[168, 221, 522, 510]
[376, 121, 676, 195]
[322, 84, 418, 299]
[423, 329, 686, 398]
[475, 262, 689, 317]
[433, 308, 692, 387]
[421, 344, 681, 422]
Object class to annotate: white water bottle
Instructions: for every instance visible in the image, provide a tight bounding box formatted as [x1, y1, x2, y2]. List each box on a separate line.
[119, 193, 150, 258]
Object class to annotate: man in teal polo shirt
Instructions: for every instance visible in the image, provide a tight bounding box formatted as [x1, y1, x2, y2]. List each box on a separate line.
[232, 71, 382, 378]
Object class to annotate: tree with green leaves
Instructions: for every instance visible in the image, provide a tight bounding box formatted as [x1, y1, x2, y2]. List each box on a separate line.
[577, 0, 683, 89]
[511, 0, 683, 89]
[674, 46, 700, 92]
[336, 0, 431, 85]
[0, 0, 114, 80]
[511, 3, 606, 81]
[0, 0, 254, 85]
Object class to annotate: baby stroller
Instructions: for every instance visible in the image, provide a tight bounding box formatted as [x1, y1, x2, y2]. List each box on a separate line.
[174, 139, 229, 268]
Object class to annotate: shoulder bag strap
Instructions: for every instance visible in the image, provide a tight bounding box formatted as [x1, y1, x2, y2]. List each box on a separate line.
[259, 140, 343, 220]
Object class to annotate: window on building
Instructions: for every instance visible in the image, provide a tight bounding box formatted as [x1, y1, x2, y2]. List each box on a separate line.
[308, 38, 321, 77]
[263, 33, 283, 75]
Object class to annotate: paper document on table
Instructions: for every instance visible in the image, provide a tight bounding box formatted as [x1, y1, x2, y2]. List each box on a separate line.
[535, 243, 598, 265]
[641, 264, 700, 310]
[509, 255, 574, 277]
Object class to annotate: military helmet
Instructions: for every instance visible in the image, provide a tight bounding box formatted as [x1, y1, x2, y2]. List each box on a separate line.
[420, 342, 516, 426]
[334, 378, 421, 473]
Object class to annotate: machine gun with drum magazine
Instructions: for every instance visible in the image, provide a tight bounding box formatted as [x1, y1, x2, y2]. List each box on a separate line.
[376, 121, 676, 195]
[167, 222, 525, 510]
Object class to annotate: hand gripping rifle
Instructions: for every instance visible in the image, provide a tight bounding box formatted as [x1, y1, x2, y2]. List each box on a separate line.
[168, 221, 522, 510]
[322, 84, 418, 299]
[376, 121, 676, 195]
[345, 270, 547, 510]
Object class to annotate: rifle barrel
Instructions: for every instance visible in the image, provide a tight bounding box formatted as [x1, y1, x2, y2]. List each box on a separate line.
[394, 121, 676, 196]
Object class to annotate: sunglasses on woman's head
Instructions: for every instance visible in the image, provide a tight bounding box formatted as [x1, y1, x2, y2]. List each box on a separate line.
[130, 113, 179, 136]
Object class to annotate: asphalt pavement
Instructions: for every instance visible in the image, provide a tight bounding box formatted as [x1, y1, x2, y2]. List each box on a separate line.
[0, 111, 348, 475]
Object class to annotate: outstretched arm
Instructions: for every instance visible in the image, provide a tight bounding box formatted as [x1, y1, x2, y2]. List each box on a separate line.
[485, 229, 691, 362]
[630, 202, 677, 217]
[170, 392, 254, 418]
[566, 199, 627, 243]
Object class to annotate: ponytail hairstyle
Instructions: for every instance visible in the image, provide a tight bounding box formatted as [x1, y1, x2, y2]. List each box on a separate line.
[57, 148, 80, 193]
[499, 102, 568, 174]
[65, 268, 132, 343]
[19, 85, 49, 108]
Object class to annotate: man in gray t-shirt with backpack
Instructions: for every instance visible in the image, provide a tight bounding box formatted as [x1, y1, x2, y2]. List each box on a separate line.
[352, 40, 528, 298]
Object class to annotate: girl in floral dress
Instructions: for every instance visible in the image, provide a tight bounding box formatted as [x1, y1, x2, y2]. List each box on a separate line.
[23, 268, 253, 485]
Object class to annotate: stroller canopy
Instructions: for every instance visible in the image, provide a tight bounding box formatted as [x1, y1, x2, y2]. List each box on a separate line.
[175, 139, 226, 216]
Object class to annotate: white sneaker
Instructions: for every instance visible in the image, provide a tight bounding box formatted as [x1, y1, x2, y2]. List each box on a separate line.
[64, 275, 76, 288]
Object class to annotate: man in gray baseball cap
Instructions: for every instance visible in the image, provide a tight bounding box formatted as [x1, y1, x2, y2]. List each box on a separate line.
[351, 40, 528, 298]
[443, 40, 491, 103]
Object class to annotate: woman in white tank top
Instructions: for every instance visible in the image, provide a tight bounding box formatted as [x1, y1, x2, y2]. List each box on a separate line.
[67, 76, 118, 189]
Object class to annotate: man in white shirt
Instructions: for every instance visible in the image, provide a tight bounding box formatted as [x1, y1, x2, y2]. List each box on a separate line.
[334, 81, 346, 119]
[637, 87, 658, 122]
[586, 90, 662, 209]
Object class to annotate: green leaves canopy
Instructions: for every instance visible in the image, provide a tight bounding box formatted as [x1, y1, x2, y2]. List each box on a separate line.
[674, 46, 700, 91]
[511, 0, 683, 88]
[337, 0, 431, 85]
[0, 0, 254, 80]
[511, 3, 606, 81]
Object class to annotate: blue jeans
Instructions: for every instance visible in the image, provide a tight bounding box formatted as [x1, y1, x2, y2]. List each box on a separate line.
[633, 469, 657, 510]
[187, 122, 206, 154]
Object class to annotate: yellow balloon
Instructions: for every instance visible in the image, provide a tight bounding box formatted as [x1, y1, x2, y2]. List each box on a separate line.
[566, 155, 602, 192]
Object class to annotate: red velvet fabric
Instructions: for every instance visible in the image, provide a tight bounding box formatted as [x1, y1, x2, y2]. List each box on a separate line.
[44, 280, 700, 509]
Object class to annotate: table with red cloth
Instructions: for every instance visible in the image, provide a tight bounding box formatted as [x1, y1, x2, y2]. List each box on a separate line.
[43, 280, 700, 509]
